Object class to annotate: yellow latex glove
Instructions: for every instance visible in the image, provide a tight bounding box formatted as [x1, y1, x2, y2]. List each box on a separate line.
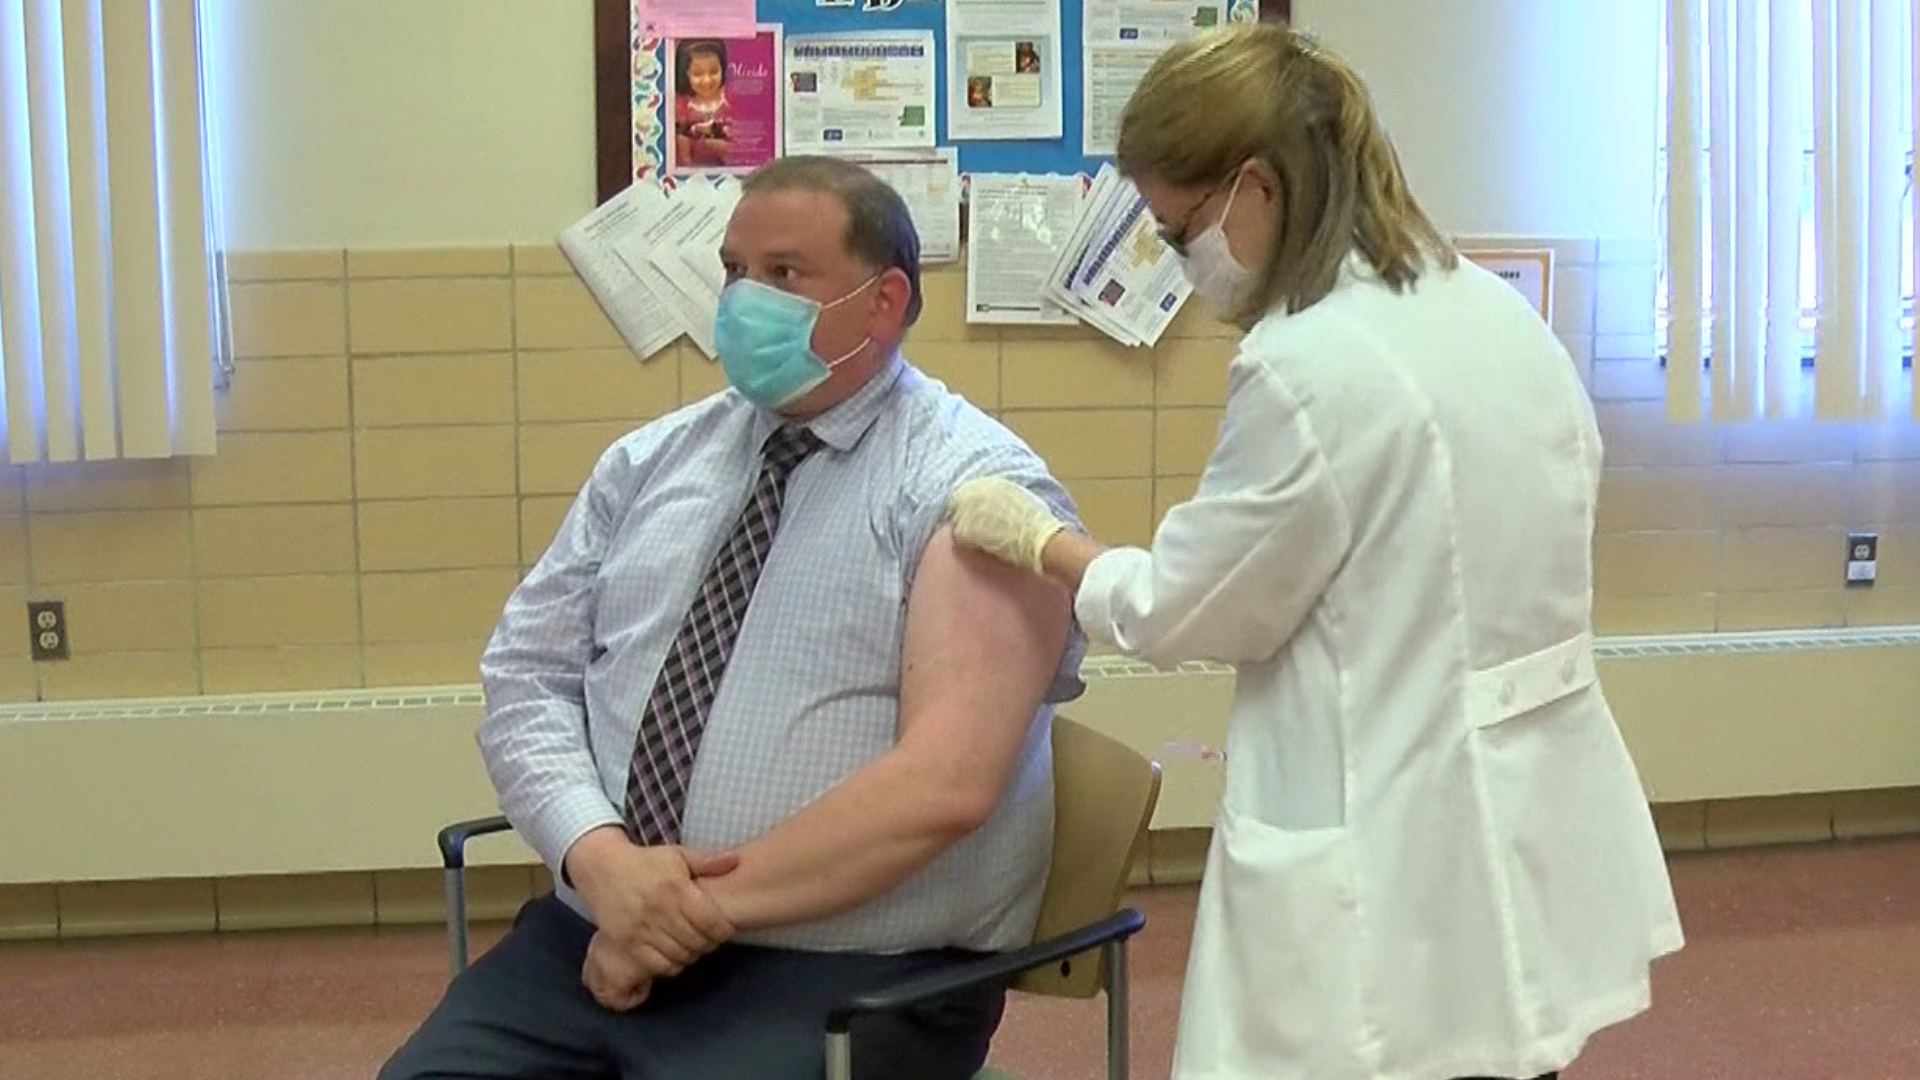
[946, 476, 1067, 575]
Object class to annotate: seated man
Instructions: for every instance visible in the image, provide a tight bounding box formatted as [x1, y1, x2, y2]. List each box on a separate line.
[379, 155, 1085, 1080]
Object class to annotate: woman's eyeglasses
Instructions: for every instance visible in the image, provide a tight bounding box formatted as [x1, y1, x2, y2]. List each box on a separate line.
[1155, 172, 1238, 258]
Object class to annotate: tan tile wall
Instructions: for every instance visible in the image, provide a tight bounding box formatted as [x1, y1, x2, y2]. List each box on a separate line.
[0, 244, 1913, 703]
[1588, 397, 1920, 635]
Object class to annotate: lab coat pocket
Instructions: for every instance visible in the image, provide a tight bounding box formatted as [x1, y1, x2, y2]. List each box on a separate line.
[1174, 809, 1371, 1080]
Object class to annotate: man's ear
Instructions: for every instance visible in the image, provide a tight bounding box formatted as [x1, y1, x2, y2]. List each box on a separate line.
[874, 266, 915, 336]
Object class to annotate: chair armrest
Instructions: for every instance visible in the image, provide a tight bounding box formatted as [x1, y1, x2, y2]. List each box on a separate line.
[437, 815, 513, 869]
[824, 908, 1146, 1035]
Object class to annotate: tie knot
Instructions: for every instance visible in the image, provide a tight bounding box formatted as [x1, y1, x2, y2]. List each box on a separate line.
[762, 426, 821, 474]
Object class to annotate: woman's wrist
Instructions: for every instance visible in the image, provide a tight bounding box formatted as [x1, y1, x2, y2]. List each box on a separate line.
[1040, 529, 1102, 594]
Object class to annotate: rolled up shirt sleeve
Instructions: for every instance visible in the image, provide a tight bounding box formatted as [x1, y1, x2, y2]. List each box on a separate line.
[902, 423, 1090, 704]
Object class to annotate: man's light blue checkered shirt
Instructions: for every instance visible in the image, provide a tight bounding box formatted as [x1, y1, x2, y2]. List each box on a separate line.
[478, 354, 1086, 954]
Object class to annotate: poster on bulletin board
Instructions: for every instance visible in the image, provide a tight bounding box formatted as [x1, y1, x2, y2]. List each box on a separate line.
[664, 26, 785, 174]
[784, 31, 939, 152]
[945, 0, 1066, 142]
[594, 0, 1284, 197]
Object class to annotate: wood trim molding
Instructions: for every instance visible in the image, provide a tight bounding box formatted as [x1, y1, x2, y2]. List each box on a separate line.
[593, 0, 631, 205]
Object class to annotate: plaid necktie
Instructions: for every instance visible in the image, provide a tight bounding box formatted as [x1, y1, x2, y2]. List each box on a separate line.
[624, 426, 822, 846]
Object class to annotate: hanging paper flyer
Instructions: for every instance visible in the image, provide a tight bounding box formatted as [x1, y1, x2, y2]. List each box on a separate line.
[1082, 1, 1232, 155]
[1084, 0, 1229, 45]
[784, 32, 938, 153]
[637, 0, 757, 39]
[1043, 164, 1193, 346]
[965, 173, 1084, 324]
[623, 179, 745, 359]
[557, 182, 687, 361]
[841, 149, 963, 263]
[945, 0, 1065, 141]
[666, 26, 784, 175]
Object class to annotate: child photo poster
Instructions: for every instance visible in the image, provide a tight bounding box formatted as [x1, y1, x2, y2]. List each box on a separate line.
[666, 25, 783, 175]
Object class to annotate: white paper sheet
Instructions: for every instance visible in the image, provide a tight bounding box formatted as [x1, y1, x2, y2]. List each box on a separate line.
[841, 149, 963, 264]
[945, 0, 1065, 141]
[674, 222, 732, 359]
[1081, 48, 1160, 157]
[1081, 1, 1232, 156]
[618, 178, 742, 359]
[784, 31, 938, 153]
[1045, 168, 1142, 342]
[1044, 163, 1193, 346]
[556, 183, 686, 361]
[965, 173, 1084, 325]
[678, 240, 728, 304]
[1084, 0, 1230, 45]
[663, 181, 743, 358]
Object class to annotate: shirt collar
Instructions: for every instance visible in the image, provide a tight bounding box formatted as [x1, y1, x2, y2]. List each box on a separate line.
[752, 351, 905, 454]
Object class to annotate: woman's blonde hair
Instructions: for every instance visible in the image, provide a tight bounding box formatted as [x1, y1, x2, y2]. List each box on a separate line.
[1116, 21, 1456, 327]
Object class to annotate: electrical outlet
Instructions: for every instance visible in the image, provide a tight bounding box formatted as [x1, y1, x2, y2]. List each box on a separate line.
[1846, 532, 1878, 585]
[27, 599, 69, 661]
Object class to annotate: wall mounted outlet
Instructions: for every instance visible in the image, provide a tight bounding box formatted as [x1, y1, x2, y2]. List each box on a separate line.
[27, 599, 68, 660]
[1846, 532, 1878, 585]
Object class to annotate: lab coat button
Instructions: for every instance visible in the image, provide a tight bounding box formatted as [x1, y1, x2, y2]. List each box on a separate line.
[1561, 657, 1577, 681]
[1497, 683, 1515, 707]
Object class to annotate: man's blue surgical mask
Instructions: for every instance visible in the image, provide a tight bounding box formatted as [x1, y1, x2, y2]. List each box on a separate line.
[714, 275, 877, 410]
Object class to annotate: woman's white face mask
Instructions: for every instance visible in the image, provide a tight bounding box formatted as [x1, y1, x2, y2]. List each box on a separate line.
[1179, 171, 1253, 311]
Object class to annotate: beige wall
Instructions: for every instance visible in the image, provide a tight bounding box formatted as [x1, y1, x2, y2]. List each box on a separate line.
[0, 246, 1909, 704]
[0, 251, 1243, 700]
[1591, 413, 1920, 631]
[1295, 1, 1662, 240]
[204, 0, 1665, 247]
[1, 2, 1917, 938]
[0, 0, 1902, 702]
[205, 0, 596, 248]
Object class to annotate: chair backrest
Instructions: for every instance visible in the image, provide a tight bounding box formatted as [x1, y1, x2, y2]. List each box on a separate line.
[1012, 713, 1162, 1000]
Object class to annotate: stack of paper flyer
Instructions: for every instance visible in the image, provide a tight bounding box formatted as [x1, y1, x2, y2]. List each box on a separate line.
[1043, 164, 1192, 347]
[556, 177, 744, 362]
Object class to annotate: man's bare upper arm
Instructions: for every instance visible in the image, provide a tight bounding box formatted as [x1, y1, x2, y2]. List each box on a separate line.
[896, 523, 1075, 817]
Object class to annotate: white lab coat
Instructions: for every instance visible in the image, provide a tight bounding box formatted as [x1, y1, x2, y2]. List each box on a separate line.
[1077, 256, 1684, 1080]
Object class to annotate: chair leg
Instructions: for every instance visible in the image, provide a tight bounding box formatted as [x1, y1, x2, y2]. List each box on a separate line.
[824, 1030, 853, 1080]
[1103, 939, 1130, 1080]
[443, 866, 469, 977]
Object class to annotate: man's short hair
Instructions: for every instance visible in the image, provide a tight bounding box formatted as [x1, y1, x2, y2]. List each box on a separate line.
[741, 156, 923, 326]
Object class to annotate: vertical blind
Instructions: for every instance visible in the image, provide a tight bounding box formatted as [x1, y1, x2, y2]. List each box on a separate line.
[1664, 0, 1917, 421]
[0, 0, 219, 464]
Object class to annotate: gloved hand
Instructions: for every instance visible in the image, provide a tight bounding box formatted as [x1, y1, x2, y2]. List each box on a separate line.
[946, 476, 1066, 574]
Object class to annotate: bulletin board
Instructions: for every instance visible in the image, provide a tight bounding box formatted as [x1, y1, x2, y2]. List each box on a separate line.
[593, 0, 1294, 203]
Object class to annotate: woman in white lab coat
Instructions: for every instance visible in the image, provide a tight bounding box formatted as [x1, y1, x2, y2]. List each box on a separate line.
[947, 22, 1684, 1080]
